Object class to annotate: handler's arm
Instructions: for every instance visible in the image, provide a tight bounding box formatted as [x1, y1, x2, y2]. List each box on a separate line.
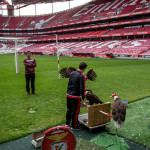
[23, 59, 32, 67]
[80, 75, 86, 100]
[32, 59, 36, 68]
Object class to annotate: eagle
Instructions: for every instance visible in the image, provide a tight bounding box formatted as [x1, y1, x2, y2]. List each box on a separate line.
[59, 67, 97, 81]
[59, 67, 76, 78]
[85, 89, 103, 105]
[84, 69, 97, 81]
[110, 93, 126, 129]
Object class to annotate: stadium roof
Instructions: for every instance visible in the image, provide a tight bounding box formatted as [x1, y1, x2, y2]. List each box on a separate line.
[0, 0, 72, 5]
[0, 0, 73, 10]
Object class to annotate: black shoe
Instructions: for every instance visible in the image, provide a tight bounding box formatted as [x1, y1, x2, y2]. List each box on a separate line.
[32, 92, 37, 95]
[71, 125, 82, 131]
[26, 92, 30, 95]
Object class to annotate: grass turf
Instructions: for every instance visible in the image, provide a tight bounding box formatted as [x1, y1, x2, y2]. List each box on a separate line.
[107, 97, 150, 149]
[0, 54, 150, 147]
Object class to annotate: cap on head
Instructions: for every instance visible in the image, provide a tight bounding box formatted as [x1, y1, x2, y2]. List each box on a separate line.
[111, 93, 117, 97]
[110, 93, 119, 100]
[110, 93, 117, 98]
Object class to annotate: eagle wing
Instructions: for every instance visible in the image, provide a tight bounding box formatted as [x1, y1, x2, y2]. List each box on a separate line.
[60, 67, 76, 78]
[86, 92, 103, 105]
[59, 132, 69, 139]
[91, 92, 103, 104]
[112, 99, 126, 122]
[120, 102, 126, 122]
[112, 101, 118, 121]
[85, 92, 95, 105]
[59, 67, 68, 78]
[84, 69, 97, 81]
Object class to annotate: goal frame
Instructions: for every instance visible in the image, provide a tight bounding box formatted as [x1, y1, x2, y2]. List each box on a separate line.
[0, 37, 28, 74]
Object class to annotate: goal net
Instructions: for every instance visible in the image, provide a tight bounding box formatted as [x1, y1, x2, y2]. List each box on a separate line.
[0, 37, 28, 73]
[0, 37, 28, 54]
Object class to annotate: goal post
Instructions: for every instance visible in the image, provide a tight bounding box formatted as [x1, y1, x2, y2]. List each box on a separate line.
[55, 34, 60, 80]
[0, 37, 28, 74]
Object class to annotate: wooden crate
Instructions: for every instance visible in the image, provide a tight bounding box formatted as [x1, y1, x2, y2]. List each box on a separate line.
[87, 102, 111, 127]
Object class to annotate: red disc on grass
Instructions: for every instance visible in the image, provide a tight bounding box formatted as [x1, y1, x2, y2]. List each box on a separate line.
[42, 126, 76, 150]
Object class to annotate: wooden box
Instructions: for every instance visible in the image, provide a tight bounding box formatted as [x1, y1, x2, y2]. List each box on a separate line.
[87, 102, 111, 127]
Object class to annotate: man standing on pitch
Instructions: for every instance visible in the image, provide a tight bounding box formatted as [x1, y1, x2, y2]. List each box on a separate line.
[66, 62, 87, 130]
[23, 51, 36, 95]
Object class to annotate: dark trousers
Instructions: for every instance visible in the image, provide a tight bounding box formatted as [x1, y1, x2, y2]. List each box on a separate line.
[66, 97, 81, 128]
[25, 74, 35, 93]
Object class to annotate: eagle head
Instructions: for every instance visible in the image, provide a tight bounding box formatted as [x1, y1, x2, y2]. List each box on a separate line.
[85, 89, 92, 95]
[110, 93, 119, 101]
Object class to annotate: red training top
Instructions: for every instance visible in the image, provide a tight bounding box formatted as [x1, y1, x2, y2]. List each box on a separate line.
[23, 57, 36, 74]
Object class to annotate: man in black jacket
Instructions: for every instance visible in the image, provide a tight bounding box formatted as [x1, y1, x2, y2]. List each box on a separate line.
[66, 62, 87, 130]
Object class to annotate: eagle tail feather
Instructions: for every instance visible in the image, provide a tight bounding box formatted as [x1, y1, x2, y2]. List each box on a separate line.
[114, 121, 124, 129]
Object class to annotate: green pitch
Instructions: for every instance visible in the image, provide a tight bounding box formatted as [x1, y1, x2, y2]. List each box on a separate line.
[0, 54, 150, 147]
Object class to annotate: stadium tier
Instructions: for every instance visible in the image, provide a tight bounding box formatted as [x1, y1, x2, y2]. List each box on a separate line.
[0, 0, 150, 30]
[104, 28, 138, 35]
[0, 0, 150, 58]
[1, 39, 150, 57]
[105, 39, 150, 55]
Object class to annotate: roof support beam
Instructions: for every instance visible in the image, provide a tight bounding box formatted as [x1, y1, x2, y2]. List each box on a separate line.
[15, 0, 41, 9]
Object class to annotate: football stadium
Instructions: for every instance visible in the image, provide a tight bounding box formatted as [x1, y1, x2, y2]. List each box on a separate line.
[0, 0, 150, 150]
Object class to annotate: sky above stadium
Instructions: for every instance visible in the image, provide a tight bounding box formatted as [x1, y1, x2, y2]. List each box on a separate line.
[1, 0, 92, 16]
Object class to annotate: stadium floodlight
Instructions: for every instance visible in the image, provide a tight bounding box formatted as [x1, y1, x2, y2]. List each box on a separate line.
[0, 37, 28, 74]
[53, 34, 60, 79]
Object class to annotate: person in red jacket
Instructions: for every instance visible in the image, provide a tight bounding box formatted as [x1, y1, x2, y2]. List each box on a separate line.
[66, 62, 87, 130]
[23, 51, 36, 95]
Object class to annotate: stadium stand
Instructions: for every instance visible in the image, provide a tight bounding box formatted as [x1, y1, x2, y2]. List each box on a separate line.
[4, 17, 25, 29]
[105, 39, 150, 55]
[1, 0, 150, 59]
[136, 26, 150, 32]
[1, 0, 150, 30]
[103, 27, 138, 35]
